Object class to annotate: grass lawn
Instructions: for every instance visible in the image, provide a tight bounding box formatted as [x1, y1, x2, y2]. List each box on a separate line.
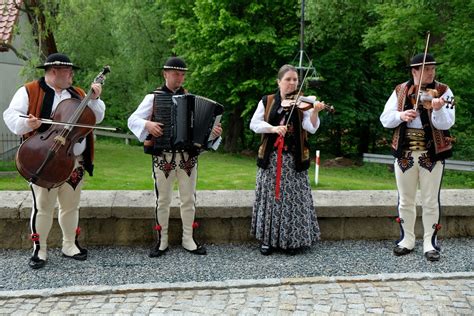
[1, 140, 472, 190]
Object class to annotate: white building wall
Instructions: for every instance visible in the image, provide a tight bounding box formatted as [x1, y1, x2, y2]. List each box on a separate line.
[0, 10, 28, 154]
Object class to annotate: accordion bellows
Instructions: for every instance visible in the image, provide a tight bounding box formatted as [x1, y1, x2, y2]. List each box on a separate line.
[151, 93, 224, 151]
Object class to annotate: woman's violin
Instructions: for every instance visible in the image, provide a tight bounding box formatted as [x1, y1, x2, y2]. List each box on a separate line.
[281, 93, 335, 113]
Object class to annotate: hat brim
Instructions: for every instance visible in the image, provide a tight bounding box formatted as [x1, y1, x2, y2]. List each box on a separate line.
[37, 62, 80, 70]
[36, 65, 81, 69]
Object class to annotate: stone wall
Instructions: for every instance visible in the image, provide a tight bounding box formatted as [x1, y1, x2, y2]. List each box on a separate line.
[1, 190, 472, 249]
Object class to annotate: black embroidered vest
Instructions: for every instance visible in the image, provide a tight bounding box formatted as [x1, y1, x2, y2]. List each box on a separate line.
[256, 92, 311, 172]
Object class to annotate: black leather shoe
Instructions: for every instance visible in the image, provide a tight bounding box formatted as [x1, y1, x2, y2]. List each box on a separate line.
[28, 257, 46, 269]
[149, 246, 168, 258]
[425, 250, 440, 262]
[393, 246, 414, 256]
[62, 250, 88, 261]
[185, 244, 207, 255]
[260, 244, 273, 256]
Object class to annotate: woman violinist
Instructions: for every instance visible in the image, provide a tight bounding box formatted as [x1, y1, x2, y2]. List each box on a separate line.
[3, 53, 106, 269]
[380, 53, 455, 262]
[249, 64, 326, 255]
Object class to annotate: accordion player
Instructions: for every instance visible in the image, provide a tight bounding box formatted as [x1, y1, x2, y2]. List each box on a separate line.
[144, 92, 224, 154]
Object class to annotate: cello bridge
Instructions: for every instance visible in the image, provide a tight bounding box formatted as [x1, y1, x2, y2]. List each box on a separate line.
[54, 135, 66, 145]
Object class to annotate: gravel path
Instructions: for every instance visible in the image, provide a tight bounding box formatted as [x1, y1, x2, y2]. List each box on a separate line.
[1, 238, 472, 291]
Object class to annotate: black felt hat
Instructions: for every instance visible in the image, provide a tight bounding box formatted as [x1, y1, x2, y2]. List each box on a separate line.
[37, 53, 80, 69]
[409, 53, 441, 68]
[163, 57, 188, 71]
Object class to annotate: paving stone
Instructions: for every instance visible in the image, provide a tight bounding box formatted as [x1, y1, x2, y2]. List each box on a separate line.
[1, 273, 473, 314]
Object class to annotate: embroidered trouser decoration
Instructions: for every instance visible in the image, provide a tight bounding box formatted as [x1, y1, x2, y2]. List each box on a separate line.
[153, 152, 198, 251]
[394, 150, 444, 252]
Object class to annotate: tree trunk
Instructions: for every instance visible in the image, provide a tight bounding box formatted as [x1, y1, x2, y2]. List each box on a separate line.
[357, 123, 370, 156]
[223, 105, 244, 152]
[24, 0, 57, 57]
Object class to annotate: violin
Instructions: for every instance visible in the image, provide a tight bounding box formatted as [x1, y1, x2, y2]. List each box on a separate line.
[281, 93, 335, 113]
[408, 85, 455, 110]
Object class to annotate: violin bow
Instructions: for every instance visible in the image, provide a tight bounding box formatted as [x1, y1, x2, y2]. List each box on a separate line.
[413, 31, 431, 111]
[285, 59, 314, 128]
[19, 115, 117, 131]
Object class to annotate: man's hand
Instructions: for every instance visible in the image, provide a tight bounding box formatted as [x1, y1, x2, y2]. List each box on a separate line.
[91, 83, 102, 100]
[431, 97, 445, 111]
[210, 123, 222, 139]
[145, 121, 164, 137]
[26, 114, 41, 130]
[400, 109, 417, 123]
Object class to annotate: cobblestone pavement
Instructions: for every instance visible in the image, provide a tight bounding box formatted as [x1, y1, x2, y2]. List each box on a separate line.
[0, 273, 473, 315]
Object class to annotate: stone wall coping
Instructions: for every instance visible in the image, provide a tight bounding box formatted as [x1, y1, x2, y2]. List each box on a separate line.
[1, 189, 472, 220]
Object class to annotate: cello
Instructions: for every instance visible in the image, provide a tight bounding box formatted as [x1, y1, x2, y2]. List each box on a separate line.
[15, 66, 110, 189]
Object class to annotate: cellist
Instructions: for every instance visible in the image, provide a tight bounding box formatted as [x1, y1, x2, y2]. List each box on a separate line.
[3, 53, 106, 269]
[380, 52, 455, 262]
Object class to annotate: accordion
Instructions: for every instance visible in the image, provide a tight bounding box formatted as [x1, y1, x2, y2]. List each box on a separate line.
[149, 92, 224, 151]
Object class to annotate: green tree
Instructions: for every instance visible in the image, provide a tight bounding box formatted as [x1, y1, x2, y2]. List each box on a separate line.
[363, 0, 474, 160]
[161, 0, 299, 152]
[9, 0, 472, 160]
[303, 0, 387, 157]
[54, 0, 173, 131]
[1, 0, 60, 79]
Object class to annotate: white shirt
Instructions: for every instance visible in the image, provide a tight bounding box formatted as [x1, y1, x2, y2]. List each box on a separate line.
[380, 86, 455, 130]
[127, 94, 155, 142]
[250, 99, 320, 134]
[3, 83, 106, 156]
[128, 93, 221, 149]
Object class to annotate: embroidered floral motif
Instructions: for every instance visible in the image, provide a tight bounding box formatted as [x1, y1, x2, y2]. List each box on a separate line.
[158, 159, 176, 179]
[397, 152, 414, 173]
[419, 153, 436, 172]
[67, 166, 84, 190]
[179, 156, 197, 177]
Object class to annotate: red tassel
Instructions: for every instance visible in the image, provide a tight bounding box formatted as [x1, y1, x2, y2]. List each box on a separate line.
[31, 233, 40, 242]
[274, 135, 285, 200]
[435, 224, 442, 231]
[396, 217, 401, 223]
[75, 227, 81, 235]
[192, 221, 199, 229]
[154, 224, 162, 231]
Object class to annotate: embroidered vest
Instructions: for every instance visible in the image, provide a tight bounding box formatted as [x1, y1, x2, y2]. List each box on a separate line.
[256, 92, 310, 172]
[391, 80, 453, 161]
[23, 79, 96, 176]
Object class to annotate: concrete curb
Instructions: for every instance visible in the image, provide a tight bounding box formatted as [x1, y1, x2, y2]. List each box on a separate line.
[1, 272, 473, 299]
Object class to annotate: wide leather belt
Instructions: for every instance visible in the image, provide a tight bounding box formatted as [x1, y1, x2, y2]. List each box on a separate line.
[405, 128, 426, 151]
